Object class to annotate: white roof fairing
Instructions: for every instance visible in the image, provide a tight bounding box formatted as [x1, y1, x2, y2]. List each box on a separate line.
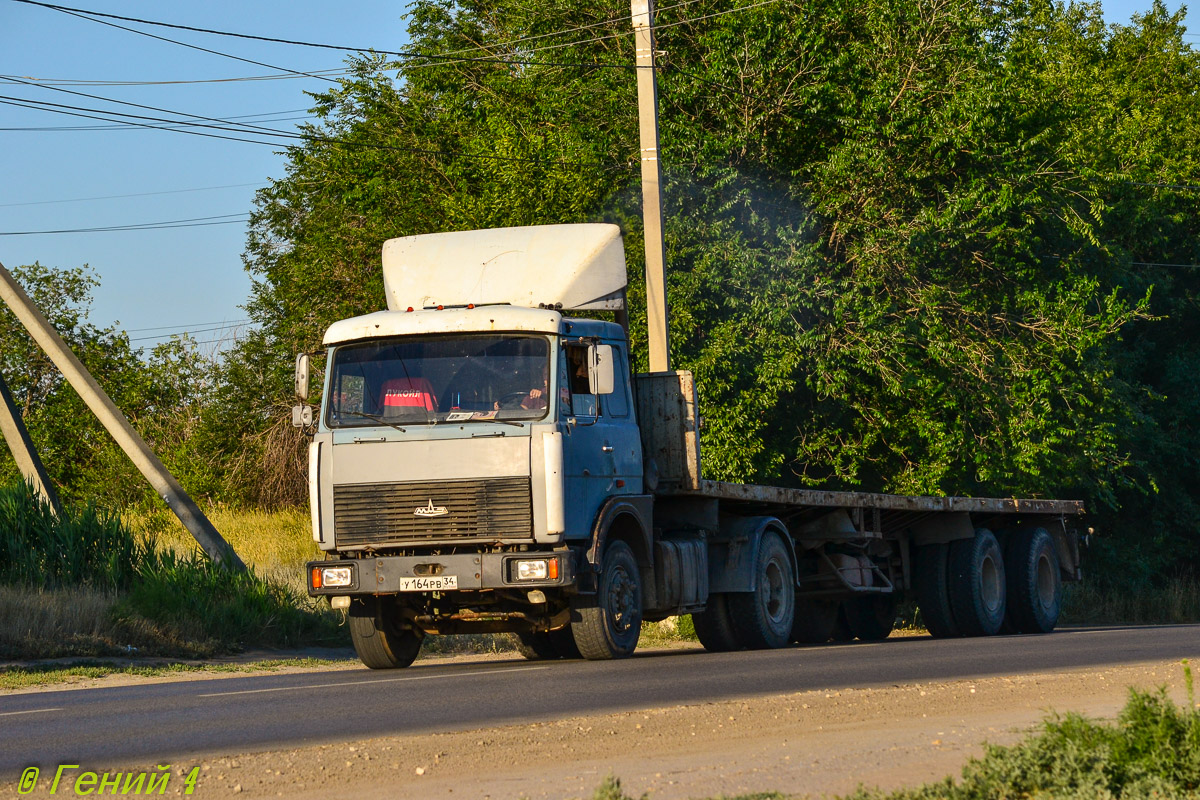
[381, 224, 628, 312]
[322, 306, 564, 345]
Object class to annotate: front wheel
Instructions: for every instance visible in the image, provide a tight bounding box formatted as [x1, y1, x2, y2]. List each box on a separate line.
[349, 599, 424, 669]
[571, 540, 642, 659]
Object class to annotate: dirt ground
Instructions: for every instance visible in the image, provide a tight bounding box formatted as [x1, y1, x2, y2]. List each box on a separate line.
[5, 652, 1193, 799]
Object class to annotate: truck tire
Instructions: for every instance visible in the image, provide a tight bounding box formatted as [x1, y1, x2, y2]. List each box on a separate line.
[842, 594, 899, 640]
[914, 543, 960, 638]
[792, 598, 839, 643]
[692, 593, 741, 652]
[948, 529, 1006, 637]
[571, 540, 642, 659]
[514, 631, 561, 660]
[729, 532, 795, 649]
[349, 599, 423, 669]
[1004, 528, 1062, 634]
[830, 604, 855, 642]
[514, 627, 582, 660]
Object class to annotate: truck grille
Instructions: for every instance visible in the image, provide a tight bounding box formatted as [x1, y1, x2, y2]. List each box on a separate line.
[333, 477, 533, 547]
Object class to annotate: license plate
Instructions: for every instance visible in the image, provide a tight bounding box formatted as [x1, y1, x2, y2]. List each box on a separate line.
[397, 575, 458, 592]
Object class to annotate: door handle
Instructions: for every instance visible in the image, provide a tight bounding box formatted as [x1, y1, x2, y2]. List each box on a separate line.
[601, 443, 614, 453]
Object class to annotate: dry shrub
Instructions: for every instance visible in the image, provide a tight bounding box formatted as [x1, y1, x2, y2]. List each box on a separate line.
[223, 409, 308, 509]
[0, 585, 122, 659]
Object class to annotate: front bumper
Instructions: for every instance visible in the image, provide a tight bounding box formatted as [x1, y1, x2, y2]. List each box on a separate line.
[306, 551, 575, 596]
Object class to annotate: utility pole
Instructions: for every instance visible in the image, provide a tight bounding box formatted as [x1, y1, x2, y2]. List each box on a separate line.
[632, 0, 672, 372]
[0, 260, 245, 570]
[0, 369, 60, 515]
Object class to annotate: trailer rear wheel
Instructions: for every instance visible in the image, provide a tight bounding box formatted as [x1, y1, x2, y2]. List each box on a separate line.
[1004, 528, 1062, 634]
[830, 605, 855, 642]
[948, 529, 1006, 637]
[349, 599, 423, 669]
[843, 594, 899, 641]
[692, 593, 741, 652]
[914, 543, 960, 638]
[791, 598, 839, 643]
[729, 532, 795, 649]
[571, 540, 642, 659]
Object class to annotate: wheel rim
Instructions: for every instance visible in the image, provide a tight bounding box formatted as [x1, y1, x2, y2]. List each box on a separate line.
[1035, 552, 1055, 611]
[607, 564, 638, 634]
[763, 559, 787, 625]
[980, 554, 1002, 614]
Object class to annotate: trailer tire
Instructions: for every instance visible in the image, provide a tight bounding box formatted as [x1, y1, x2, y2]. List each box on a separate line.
[571, 540, 642, 660]
[791, 598, 839, 643]
[1004, 528, 1062, 634]
[514, 631, 561, 660]
[692, 593, 741, 652]
[843, 594, 899, 641]
[830, 605, 856, 642]
[948, 529, 1006, 637]
[914, 543, 960, 638]
[728, 532, 795, 649]
[349, 600, 423, 669]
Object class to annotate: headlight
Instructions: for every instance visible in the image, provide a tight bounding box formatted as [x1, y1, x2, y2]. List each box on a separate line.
[514, 559, 558, 581]
[312, 565, 353, 589]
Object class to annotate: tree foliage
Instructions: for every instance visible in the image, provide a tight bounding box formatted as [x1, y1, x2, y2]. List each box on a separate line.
[6, 0, 1199, 585]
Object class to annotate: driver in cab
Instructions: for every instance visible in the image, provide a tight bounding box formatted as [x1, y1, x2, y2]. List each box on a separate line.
[495, 363, 550, 411]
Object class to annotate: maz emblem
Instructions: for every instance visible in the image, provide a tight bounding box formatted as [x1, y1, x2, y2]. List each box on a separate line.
[414, 499, 449, 518]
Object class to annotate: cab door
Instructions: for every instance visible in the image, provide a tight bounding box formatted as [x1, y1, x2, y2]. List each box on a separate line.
[560, 342, 642, 541]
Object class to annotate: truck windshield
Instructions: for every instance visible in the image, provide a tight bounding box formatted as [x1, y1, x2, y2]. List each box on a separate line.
[326, 335, 551, 427]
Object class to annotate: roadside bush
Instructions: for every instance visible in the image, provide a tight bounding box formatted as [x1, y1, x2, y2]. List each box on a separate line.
[842, 664, 1200, 799]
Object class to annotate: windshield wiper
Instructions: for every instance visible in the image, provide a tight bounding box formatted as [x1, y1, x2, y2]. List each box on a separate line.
[461, 417, 525, 428]
[335, 411, 407, 434]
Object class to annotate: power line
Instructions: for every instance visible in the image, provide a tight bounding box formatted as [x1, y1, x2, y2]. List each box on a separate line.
[0, 114, 312, 133]
[1131, 260, 1200, 269]
[23, 1, 344, 84]
[1, 93, 632, 170]
[0, 70, 349, 87]
[14, 0, 637, 72]
[0, 97, 294, 147]
[0, 213, 250, 236]
[0, 184, 264, 208]
[1125, 181, 1200, 191]
[124, 318, 251, 333]
[128, 322, 253, 342]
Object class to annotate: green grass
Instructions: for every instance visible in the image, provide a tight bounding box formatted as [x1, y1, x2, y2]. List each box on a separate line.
[1062, 577, 1200, 626]
[0, 480, 346, 659]
[0, 657, 346, 691]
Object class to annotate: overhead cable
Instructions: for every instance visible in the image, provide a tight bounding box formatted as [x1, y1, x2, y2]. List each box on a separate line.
[0, 183, 264, 208]
[0, 213, 250, 236]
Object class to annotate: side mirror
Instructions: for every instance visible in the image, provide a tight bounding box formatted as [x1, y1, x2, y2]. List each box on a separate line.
[588, 344, 614, 395]
[294, 353, 310, 400]
[292, 404, 314, 428]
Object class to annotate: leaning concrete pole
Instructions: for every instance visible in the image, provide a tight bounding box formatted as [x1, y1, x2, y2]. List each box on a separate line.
[0, 369, 61, 515]
[632, 0, 672, 372]
[0, 261, 245, 570]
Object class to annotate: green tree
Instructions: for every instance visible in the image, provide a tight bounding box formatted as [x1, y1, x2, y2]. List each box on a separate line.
[233, 0, 1200, 582]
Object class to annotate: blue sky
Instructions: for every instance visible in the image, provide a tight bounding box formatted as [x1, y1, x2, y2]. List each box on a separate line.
[0, 0, 1194, 352]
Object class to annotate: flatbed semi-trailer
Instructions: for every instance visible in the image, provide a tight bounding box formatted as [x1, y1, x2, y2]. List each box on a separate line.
[297, 224, 1085, 667]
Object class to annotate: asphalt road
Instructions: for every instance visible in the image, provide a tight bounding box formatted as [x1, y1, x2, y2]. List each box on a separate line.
[1, 624, 1198, 775]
